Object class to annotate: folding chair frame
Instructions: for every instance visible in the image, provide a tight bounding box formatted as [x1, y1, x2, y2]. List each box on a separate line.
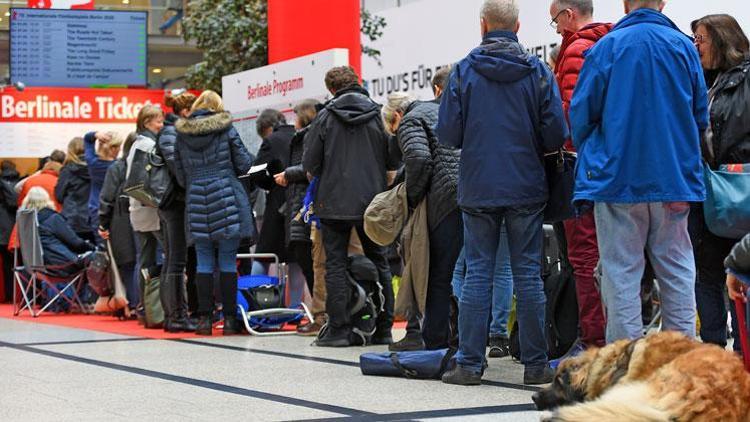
[236, 253, 313, 336]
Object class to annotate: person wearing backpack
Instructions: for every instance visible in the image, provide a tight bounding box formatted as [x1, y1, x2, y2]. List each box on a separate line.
[126, 105, 165, 328]
[173, 90, 256, 336]
[156, 92, 198, 333]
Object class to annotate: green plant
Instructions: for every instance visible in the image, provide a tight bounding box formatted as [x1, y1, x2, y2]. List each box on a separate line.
[361, 9, 387, 67]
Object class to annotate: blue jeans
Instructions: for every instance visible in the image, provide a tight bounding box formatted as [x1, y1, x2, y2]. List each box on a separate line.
[595, 202, 696, 343]
[452, 226, 513, 338]
[457, 204, 547, 372]
[194, 239, 240, 274]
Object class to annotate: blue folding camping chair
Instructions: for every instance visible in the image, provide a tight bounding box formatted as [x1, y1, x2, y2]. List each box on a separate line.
[235, 253, 313, 336]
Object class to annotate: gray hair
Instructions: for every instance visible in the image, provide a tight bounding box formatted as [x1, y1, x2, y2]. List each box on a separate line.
[480, 0, 519, 32]
[554, 0, 593, 17]
[381, 93, 414, 136]
[625, 0, 664, 10]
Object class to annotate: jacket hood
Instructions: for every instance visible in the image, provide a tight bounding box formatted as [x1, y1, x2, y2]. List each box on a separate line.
[176, 111, 233, 150]
[613, 8, 687, 39]
[65, 160, 90, 179]
[326, 86, 380, 125]
[1, 169, 19, 181]
[564, 22, 612, 45]
[468, 31, 536, 83]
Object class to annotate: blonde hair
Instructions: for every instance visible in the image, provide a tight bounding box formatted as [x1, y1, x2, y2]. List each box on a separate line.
[136, 104, 164, 133]
[381, 93, 413, 135]
[165, 92, 198, 115]
[97, 132, 125, 160]
[191, 90, 224, 113]
[64, 137, 85, 166]
[22, 187, 56, 211]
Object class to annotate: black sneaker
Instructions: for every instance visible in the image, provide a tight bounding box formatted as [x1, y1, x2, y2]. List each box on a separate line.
[389, 333, 425, 352]
[488, 335, 510, 358]
[523, 364, 554, 385]
[315, 326, 352, 347]
[222, 317, 242, 335]
[370, 334, 393, 345]
[441, 365, 483, 386]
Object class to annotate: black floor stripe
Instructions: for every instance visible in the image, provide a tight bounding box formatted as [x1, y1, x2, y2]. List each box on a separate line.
[0, 340, 374, 417]
[16, 337, 152, 347]
[177, 339, 542, 392]
[292, 403, 538, 421]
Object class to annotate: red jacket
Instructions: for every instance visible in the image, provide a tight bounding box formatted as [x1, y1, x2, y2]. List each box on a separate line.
[555, 22, 612, 150]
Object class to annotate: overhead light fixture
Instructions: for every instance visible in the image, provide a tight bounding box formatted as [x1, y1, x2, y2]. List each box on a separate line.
[4, 12, 9, 17]
[122, 0, 130, 4]
[152, 68, 163, 74]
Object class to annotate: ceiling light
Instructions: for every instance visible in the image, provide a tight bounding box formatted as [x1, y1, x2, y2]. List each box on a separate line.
[4, 12, 9, 17]
[122, 0, 130, 4]
[152, 68, 162, 74]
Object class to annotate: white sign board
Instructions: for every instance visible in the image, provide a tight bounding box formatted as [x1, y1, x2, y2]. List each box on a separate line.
[222, 48, 349, 153]
[362, 0, 750, 102]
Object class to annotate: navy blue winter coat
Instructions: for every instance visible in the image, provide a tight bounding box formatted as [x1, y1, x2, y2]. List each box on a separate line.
[55, 159, 91, 235]
[174, 110, 256, 243]
[37, 208, 93, 267]
[157, 113, 185, 209]
[437, 31, 568, 208]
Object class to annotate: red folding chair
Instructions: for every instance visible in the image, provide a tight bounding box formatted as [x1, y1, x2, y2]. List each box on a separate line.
[734, 295, 750, 372]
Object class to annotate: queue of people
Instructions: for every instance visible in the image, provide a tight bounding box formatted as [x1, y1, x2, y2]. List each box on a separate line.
[3, 0, 750, 390]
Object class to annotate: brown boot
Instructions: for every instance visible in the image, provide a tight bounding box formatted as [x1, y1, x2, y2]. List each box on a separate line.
[297, 314, 326, 336]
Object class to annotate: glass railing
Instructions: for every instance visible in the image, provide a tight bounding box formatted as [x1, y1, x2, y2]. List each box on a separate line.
[0, 0, 186, 36]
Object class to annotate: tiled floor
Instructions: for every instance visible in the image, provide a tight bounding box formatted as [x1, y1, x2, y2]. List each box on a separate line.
[0, 317, 541, 421]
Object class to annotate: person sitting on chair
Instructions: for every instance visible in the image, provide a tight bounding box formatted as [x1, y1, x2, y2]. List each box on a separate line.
[22, 187, 94, 276]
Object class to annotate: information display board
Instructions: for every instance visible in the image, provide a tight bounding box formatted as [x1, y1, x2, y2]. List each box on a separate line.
[10, 8, 147, 87]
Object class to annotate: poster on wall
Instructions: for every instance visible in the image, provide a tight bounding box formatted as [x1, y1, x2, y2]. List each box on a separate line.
[0, 87, 172, 158]
[361, 0, 750, 103]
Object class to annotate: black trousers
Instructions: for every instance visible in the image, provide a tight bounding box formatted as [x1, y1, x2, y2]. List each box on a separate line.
[137, 230, 163, 298]
[1, 247, 13, 302]
[321, 220, 394, 332]
[159, 206, 189, 319]
[422, 210, 463, 350]
[290, 241, 315, 295]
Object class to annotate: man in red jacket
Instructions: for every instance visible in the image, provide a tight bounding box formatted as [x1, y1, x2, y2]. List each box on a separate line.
[549, 0, 612, 362]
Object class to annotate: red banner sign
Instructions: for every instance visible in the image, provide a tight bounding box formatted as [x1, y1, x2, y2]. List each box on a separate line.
[27, 0, 95, 9]
[1, 87, 174, 123]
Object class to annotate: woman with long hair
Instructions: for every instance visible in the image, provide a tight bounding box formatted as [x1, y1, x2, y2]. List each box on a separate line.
[84, 130, 124, 239]
[55, 137, 93, 242]
[174, 90, 255, 335]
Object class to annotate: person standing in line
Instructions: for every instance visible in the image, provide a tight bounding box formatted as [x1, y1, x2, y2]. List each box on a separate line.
[157, 92, 199, 332]
[690, 14, 750, 352]
[174, 91, 256, 336]
[437, 0, 567, 385]
[303, 66, 395, 347]
[83, 131, 124, 240]
[16, 150, 65, 211]
[548, 0, 611, 363]
[55, 137, 93, 243]
[570, 0, 708, 343]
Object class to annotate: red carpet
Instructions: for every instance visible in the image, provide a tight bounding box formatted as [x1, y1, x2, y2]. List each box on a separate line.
[0, 304, 200, 339]
[0, 304, 408, 339]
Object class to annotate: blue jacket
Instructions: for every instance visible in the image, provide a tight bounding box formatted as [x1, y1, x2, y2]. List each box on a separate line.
[83, 132, 116, 231]
[570, 9, 709, 204]
[174, 110, 256, 243]
[437, 31, 568, 208]
[37, 208, 93, 267]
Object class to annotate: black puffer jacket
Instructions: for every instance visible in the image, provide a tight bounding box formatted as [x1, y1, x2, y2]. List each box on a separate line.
[725, 233, 750, 275]
[303, 86, 390, 221]
[0, 180, 17, 245]
[174, 110, 256, 243]
[99, 159, 136, 265]
[55, 159, 91, 234]
[157, 113, 185, 209]
[707, 59, 750, 168]
[398, 100, 460, 230]
[284, 126, 311, 245]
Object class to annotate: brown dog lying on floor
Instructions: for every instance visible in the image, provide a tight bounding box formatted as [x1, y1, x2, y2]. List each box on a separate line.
[533, 331, 750, 421]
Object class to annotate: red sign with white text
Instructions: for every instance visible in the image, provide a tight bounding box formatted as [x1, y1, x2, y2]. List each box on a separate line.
[1, 87, 173, 123]
[27, 0, 95, 9]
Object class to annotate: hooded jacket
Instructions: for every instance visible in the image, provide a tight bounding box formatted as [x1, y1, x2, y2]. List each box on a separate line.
[555, 22, 612, 150]
[284, 126, 312, 245]
[398, 100, 460, 230]
[55, 159, 91, 234]
[83, 131, 116, 231]
[98, 158, 137, 265]
[303, 85, 390, 221]
[0, 180, 17, 245]
[17, 165, 62, 212]
[570, 9, 708, 204]
[37, 207, 93, 267]
[126, 131, 161, 233]
[174, 110, 256, 243]
[437, 31, 568, 208]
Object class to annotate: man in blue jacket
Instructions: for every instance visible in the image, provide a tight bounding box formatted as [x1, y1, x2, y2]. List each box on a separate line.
[570, 0, 708, 343]
[437, 0, 568, 386]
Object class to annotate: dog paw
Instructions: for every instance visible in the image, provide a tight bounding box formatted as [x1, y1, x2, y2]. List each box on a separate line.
[539, 410, 563, 422]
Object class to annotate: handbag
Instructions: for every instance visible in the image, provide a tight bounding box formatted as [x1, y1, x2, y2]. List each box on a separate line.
[360, 349, 457, 379]
[86, 248, 113, 297]
[123, 148, 173, 208]
[544, 150, 576, 223]
[703, 162, 750, 239]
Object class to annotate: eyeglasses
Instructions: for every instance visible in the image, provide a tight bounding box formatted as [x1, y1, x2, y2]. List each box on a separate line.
[693, 33, 709, 44]
[550, 8, 570, 29]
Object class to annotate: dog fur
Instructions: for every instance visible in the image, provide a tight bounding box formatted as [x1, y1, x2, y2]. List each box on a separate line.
[535, 332, 750, 421]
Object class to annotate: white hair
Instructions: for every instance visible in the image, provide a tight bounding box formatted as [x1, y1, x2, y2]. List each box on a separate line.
[381, 92, 414, 136]
[480, 0, 519, 31]
[22, 187, 56, 212]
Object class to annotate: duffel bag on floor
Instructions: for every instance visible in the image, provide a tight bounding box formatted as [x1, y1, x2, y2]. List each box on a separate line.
[359, 348, 456, 380]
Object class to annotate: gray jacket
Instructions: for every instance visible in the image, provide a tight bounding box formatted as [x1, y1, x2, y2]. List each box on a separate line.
[126, 132, 161, 233]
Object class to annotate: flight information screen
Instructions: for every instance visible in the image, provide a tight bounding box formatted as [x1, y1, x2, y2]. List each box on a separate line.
[10, 8, 148, 87]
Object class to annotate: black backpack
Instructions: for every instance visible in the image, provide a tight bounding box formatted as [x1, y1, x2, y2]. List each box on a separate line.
[510, 224, 579, 360]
